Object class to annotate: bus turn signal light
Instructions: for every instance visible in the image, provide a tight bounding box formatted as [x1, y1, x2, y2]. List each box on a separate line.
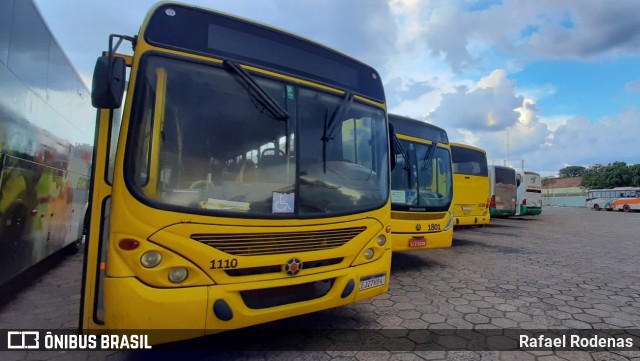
[118, 239, 140, 250]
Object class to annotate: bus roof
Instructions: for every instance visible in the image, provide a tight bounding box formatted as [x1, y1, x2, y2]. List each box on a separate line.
[450, 142, 486, 154]
[588, 187, 640, 191]
[139, 2, 385, 103]
[389, 114, 449, 144]
[490, 165, 516, 171]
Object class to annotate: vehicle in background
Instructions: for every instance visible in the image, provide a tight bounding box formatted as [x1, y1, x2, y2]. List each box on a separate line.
[81, 2, 393, 344]
[488, 165, 517, 217]
[0, 0, 93, 287]
[450, 143, 489, 227]
[611, 189, 640, 212]
[515, 170, 542, 216]
[388, 114, 453, 251]
[587, 187, 640, 211]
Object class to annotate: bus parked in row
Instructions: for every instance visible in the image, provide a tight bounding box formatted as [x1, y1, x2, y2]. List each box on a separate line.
[488, 165, 517, 217]
[81, 2, 393, 343]
[515, 170, 542, 216]
[450, 143, 490, 227]
[388, 114, 453, 251]
[587, 187, 640, 211]
[0, 0, 93, 287]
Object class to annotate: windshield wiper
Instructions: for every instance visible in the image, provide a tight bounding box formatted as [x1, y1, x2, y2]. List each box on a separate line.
[393, 136, 413, 188]
[223, 60, 289, 120]
[321, 92, 354, 173]
[421, 142, 439, 172]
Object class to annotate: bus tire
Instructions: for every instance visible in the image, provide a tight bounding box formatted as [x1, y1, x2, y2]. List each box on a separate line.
[65, 210, 89, 256]
[623, 204, 631, 213]
[593, 204, 600, 211]
[65, 239, 81, 255]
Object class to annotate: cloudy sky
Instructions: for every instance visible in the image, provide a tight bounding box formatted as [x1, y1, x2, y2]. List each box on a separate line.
[34, 0, 640, 176]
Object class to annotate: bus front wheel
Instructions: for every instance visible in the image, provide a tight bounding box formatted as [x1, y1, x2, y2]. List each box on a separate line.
[623, 204, 631, 213]
[593, 204, 600, 211]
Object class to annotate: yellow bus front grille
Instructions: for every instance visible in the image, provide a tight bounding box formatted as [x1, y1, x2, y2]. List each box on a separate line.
[391, 211, 448, 220]
[191, 227, 366, 256]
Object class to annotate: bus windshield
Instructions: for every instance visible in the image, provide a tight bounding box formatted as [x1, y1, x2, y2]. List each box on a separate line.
[126, 55, 388, 217]
[391, 139, 452, 211]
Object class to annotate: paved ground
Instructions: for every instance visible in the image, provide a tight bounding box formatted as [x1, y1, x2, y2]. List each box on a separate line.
[1, 207, 640, 360]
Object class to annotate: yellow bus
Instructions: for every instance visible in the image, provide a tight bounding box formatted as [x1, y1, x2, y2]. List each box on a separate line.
[450, 143, 490, 227]
[388, 115, 453, 251]
[81, 2, 392, 343]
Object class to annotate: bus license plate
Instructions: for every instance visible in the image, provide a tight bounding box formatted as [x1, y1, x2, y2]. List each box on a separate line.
[360, 274, 386, 290]
[409, 238, 426, 247]
[462, 205, 472, 213]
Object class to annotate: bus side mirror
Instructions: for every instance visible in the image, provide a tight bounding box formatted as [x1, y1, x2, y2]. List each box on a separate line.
[91, 55, 126, 109]
[388, 122, 396, 171]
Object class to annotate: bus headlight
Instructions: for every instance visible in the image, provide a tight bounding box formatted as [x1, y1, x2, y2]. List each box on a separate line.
[376, 235, 387, 246]
[363, 248, 374, 260]
[140, 251, 162, 268]
[168, 267, 189, 283]
[444, 212, 454, 231]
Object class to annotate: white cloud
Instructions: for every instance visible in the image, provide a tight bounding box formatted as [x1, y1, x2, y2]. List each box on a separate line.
[549, 108, 640, 166]
[624, 80, 640, 93]
[539, 115, 571, 132]
[428, 69, 524, 131]
[393, 0, 640, 71]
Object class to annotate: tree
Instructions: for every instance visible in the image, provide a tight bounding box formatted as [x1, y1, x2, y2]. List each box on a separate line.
[581, 162, 634, 189]
[630, 164, 640, 187]
[558, 165, 586, 178]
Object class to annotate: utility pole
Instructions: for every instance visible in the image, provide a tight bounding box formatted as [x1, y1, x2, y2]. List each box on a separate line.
[521, 159, 524, 172]
[506, 130, 510, 167]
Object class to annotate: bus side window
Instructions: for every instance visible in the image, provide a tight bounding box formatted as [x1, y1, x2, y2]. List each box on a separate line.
[516, 174, 521, 187]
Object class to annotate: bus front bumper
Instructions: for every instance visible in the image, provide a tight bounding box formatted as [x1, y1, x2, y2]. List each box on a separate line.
[453, 214, 490, 226]
[102, 249, 391, 343]
[390, 229, 453, 251]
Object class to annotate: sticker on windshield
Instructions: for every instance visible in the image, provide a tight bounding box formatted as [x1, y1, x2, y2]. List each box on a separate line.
[272, 192, 294, 213]
[286, 85, 295, 100]
[406, 191, 417, 205]
[391, 190, 406, 204]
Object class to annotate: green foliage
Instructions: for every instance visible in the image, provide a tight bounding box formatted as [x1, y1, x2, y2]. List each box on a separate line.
[581, 162, 640, 189]
[558, 165, 586, 178]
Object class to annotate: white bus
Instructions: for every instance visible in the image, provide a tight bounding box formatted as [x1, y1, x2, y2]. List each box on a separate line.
[587, 187, 640, 211]
[0, 0, 93, 287]
[515, 171, 542, 216]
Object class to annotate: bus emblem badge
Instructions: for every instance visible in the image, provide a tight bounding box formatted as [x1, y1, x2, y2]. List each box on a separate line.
[284, 258, 303, 276]
[415, 224, 421, 231]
